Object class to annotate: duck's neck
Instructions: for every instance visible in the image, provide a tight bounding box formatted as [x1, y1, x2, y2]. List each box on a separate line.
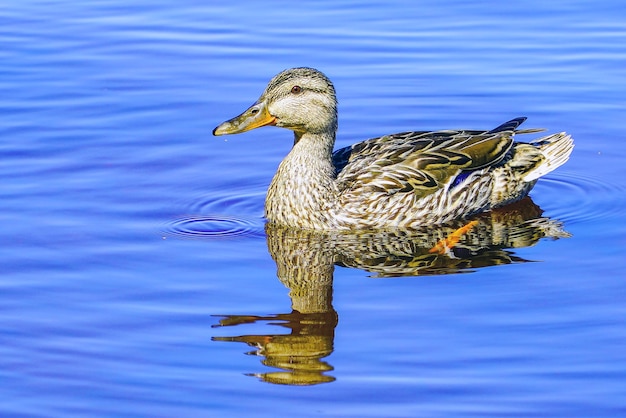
[265, 131, 337, 229]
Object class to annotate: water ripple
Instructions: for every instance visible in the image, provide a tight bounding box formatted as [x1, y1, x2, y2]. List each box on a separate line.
[535, 172, 626, 224]
[168, 189, 266, 239]
[168, 214, 264, 239]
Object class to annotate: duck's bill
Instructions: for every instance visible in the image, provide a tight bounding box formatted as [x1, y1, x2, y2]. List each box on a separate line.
[213, 101, 276, 136]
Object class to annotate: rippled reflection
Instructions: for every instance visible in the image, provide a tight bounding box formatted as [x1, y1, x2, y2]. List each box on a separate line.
[213, 197, 569, 385]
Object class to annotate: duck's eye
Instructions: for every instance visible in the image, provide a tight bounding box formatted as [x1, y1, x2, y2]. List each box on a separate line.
[291, 85, 302, 94]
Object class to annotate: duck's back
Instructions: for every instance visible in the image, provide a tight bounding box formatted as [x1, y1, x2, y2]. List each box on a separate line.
[330, 118, 573, 228]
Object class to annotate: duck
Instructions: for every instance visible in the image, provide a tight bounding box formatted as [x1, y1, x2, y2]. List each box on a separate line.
[213, 67, 574, 230]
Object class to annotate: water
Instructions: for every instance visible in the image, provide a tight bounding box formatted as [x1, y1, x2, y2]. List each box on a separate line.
[2, 1, 626, 416]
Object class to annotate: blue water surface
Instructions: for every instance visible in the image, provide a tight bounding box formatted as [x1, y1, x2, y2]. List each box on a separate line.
[2, 1, 626, 417]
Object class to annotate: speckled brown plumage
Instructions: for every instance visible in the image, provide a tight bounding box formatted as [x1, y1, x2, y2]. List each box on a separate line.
[213, 67, 574, 230]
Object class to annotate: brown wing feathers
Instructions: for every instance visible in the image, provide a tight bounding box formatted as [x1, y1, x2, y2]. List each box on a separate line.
[334, 118, 523, 198]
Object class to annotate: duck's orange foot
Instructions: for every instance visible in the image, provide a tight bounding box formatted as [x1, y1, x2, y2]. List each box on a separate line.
[429, 220, 479, 255]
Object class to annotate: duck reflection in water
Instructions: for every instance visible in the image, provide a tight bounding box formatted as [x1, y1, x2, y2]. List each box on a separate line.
[212, 197, 569, 385]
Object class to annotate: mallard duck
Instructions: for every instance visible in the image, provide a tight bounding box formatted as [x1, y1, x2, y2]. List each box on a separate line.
[213, 67, 574, 230]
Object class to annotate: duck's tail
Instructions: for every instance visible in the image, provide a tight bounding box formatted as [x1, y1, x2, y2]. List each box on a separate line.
[489, 131, 574, 209]
[523, 132, 574, 182]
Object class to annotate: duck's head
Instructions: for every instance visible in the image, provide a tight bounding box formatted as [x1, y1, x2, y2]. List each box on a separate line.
[213, 67, 338, 137]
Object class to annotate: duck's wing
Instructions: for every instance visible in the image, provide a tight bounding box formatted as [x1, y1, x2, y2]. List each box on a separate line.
[333, 117, 528, 199]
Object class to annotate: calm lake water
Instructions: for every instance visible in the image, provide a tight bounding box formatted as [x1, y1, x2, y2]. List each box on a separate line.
[2, 1, 626, 417]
